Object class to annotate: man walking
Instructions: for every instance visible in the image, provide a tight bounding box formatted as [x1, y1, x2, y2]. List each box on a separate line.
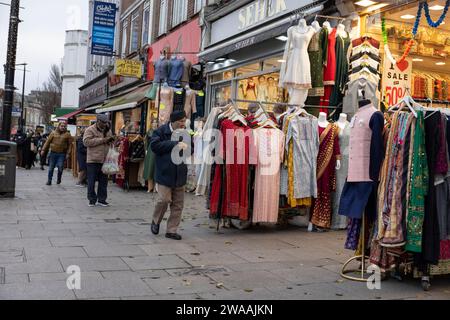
[83, 114, 114, 207]
[150, 110, 190, 240]
[76, 128, 88, 187]
[41, 122, 72, 185]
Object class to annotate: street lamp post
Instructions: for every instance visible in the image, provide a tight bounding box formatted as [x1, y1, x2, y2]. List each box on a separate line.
[1, 0, 21, 141]
[16, 63, 27, 130]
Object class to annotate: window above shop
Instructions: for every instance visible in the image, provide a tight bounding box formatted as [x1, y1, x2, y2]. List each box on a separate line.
[172, 0, 188, 27]
[159, 0, 168, 35]
[142, 0, 153, 46]
[130, 11, 140, 53]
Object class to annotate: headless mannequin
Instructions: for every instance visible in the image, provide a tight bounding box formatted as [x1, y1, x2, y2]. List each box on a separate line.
[323, 21, 332, 33]
[311, 20, 321, 33]
[297, 18, 308, 32]
[336, 23, 347, 38]
[318, 112, 341, 170]
[160, 55, 165, 60]
[337, 113, 348, 130]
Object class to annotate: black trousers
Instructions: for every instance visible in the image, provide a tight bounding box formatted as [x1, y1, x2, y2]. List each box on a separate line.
[87, 163, 108, 203]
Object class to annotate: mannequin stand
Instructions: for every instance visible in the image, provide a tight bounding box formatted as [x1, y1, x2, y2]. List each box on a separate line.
[340, 213, 371, 282]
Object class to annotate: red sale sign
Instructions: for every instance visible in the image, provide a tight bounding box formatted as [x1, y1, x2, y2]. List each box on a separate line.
[382, 57, 412, 106]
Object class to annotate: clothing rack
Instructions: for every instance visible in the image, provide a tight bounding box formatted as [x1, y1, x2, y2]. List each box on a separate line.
[232, 98, 339, 110]
[314, 14, 346, 22]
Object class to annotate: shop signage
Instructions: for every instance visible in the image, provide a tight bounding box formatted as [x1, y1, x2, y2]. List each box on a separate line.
[382, 57, 412, 106]
[91, 1, 117, 56]
[108, 73, 140, 94]
[114, 59, 143, 79]
[234, 37, 256, 50]
[12, 106, 21, 118]
[210, 0, 309, 45]
[79, 76, 108, 109]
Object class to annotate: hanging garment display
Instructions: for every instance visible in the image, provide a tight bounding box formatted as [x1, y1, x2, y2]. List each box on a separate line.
[173, 88, 186, 113]
[195, 91, 205, 118]
[310, 123, 341, 229]
[342, 79, 379, 119]
[252, 128, 285, 223]
[156, 86, 174, 125]
[184, 89, 197, 119]
[329, 32, 350, 106]
[154, 58, 170, 84]
[279, 24, 316, 89]
[181, 58, 192, 84]
[308, 27, 328, 97]
[168, 57, 184, 87]
[332, 121, 350, 230]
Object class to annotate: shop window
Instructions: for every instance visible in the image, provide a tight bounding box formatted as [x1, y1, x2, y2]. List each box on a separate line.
[194, 0, 206, 13]
[159, 0, 168, 35]
[263, 56, 283, 71]
[142, 0, 153, 46]
[172, 0, 188, 27]
[115, 108, 142, 136]
[121, 20, 128, 56]
[210, 70, 234, 83]
[212, 84, 232, 108]
[236, 62, 261, 78]
[130, 11, 140, 53]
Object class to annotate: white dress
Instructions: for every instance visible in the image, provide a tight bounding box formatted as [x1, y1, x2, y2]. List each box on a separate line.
[279, 26, 315, 89]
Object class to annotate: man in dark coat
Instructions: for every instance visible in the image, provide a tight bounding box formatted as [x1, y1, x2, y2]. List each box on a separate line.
[150, 110, 190, 240]
[76, 128, 88, 186]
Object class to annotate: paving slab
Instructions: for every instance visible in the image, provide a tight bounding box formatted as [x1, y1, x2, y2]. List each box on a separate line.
[0, 281, 76, 300]
[60, 257, 131, 272]
[122, 255, 191, 271]
[73, 277, 156, 299]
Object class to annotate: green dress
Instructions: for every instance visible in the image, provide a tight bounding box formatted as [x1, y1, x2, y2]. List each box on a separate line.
[308, 28, 328, 97]
[330, 33, 350, 106]
[143, 129, 156, 181]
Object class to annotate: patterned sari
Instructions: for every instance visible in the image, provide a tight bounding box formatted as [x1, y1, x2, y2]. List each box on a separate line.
[311, 124, 341, 229]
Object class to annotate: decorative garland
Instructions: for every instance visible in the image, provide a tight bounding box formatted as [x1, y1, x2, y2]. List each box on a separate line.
[381, 2, 423, 66]
[423, 0, 450, 28]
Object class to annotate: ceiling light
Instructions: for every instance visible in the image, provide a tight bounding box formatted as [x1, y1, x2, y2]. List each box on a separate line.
[215, 57, 226, 62]
[355, 0, 377, 7]
[412, 58, 423, 62]
[227, 59, 236, 63]
[276, 35, 288, 41]
[400, 14, 416, 19]
[429, 5, 445, 10]
[365, 3, 389, 12]
[278, 59, 286, 63]
[436, 62, 446, 65]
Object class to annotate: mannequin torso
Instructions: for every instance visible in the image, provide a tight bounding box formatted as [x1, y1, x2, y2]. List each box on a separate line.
[318, 112, 329, 128]
[337, 113, 348, 130]
[323, 21, 332, 33]
[336, 23, 348, 38]
[311, 20, 321, 33]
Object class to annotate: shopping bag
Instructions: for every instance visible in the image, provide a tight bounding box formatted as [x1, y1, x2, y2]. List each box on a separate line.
[101, 146, 120, 175]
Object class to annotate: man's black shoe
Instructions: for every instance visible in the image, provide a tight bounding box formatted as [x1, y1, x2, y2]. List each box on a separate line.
[46, 181, 51, 186]
[165, 233, 182, 240]
[57, 177, 62, 185]
[151, 221, 160, 235]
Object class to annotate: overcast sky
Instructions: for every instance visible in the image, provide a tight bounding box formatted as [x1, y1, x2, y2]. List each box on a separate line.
[0, 0, 89, 94]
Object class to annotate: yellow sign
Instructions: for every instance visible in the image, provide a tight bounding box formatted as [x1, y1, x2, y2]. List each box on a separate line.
[115, 59, 142, 78]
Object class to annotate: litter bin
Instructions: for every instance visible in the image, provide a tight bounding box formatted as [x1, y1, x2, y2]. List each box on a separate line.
[0, 141, 16, 198]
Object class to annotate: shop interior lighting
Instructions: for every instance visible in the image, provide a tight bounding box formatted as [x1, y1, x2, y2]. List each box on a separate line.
[278, 59, 286, 63]
[365, 3, 389, 12]
[354, 0, 377, 7]
[412, 58, 423, 61]
[429, 5, 445, 10]
[400, 14, 416, 19]
[436, 62, 446, 65]
[276, 35, 288, 41]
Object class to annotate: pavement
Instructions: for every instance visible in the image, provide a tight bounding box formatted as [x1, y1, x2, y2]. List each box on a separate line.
[0, 167, 449, 300]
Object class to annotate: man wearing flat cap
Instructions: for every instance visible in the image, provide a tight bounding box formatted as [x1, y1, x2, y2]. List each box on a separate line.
[150, 110, 191, 240]
[83, 114, 114, 207]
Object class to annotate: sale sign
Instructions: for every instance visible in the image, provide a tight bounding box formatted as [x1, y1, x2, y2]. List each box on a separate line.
[382, 57, 412, 107]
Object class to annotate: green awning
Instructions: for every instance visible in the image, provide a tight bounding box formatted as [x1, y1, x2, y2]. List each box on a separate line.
[54, 108, 78, 117]
[96, 83, 152, 114]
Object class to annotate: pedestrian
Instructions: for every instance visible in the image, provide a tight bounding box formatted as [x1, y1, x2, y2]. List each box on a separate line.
[38, 133, 49, 170]
[150, 110, 191, 240]
[31, 131, 41, 167]
[83, 114, 114, 207]
[41, 122, 73, 185]
[23, 131, 34, 170]
[76, 128, 88, 187]
[11, 129, 26, 167]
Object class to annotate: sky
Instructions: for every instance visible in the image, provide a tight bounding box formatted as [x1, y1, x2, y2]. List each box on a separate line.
[0, 0, 89, 94]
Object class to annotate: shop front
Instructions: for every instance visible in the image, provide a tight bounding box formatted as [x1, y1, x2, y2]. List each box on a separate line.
[199, 0, 331, 114]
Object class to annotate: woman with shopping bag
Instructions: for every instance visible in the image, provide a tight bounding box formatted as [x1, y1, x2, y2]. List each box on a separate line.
[83, 114, 115, 207]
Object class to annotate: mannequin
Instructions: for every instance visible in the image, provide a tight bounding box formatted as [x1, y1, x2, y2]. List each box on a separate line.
[154, 56, 169, 84]
[323, 21, 332, 33]
[298, 18, 308, 32]
[159, 55, 165, 60]
[311, 20, 321, 33]
[337, 113, 348, 129]
[336, 23, 347, 38]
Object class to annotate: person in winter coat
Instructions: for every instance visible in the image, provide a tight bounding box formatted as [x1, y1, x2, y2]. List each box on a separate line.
[150, 110, 191, 241]
[76, 128, 88, 186]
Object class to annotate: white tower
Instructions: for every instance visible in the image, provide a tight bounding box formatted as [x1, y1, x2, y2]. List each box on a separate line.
[61, 30, 88, 109]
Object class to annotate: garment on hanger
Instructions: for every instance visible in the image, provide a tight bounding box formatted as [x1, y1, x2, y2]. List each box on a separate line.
[342, 79, 379, 118]
[173, 88, 186, 113]
[257, 83, 269, 102]
[154, 58, 169, 83]
[156, 86, 174, 125]
[184, 89, 197, 119]
[330, 32, 350, 106]
[308, 27, 328, 97]
[323, 28, 337, 86]
[182, 59, 192, 84]
[279, 26, 316, 89]
[195, 91, 205, 118]
[252, 128, 285, 223]
[311, 123, 341, 229]
[351, 36, 380, 49]
[349, 51, 381, 64]
[332, 122, 350, 230]
[168, 58, 184, 87]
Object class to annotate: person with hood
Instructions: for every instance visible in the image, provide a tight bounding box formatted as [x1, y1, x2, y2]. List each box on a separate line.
[41, 122, 73, 185]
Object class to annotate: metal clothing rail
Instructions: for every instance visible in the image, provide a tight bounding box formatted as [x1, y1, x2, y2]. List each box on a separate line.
[314, 14, 346, 21]
[231, 98, 339, 109]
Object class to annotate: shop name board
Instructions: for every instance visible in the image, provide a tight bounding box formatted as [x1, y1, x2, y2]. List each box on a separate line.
[235, 36, 256, 50]
[211, 0, 308, 45]
[79, 76, 108, 109]
[91, 1, 117, 56]
[114, 59, 142, 79]
[238, 0, 287, 30]
[382, 57, 412, 106]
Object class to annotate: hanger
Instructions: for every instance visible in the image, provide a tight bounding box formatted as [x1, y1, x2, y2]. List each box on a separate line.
[257, 118, 278, 129]
[389, 91, 418, 118]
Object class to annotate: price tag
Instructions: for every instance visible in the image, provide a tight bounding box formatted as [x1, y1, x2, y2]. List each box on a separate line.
[160, 103, 166, 110]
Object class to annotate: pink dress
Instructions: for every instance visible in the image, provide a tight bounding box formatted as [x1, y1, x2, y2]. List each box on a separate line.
[252, 128, 285, 223]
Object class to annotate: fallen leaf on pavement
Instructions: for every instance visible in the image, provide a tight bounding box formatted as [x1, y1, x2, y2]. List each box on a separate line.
[225, 241, 232, 245]
[191, 252, 200, 256]
[336, 293, 344, 297]
[216, 283, 224, 289]
[244, 289, 253, 293]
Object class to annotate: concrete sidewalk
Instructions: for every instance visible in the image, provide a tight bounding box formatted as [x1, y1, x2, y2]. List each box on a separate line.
[0, 168, 448, 300]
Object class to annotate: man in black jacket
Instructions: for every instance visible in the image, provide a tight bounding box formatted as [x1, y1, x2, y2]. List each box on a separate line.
[150, 110, 190, 240]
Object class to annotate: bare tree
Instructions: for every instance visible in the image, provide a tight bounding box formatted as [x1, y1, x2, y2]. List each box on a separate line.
[35, 64, 62, 124]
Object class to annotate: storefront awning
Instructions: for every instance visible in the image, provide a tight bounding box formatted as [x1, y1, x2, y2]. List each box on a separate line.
[85, 104, 104, 112]
[57, 108, 87, 121]
[96, 83, 152, 114]
[199, 3, 324, 62]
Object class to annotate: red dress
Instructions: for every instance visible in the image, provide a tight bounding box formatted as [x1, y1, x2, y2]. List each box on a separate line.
[210, 119, 253, 221]
[311, 124, 341, 229]
[320, 28, 337, 113]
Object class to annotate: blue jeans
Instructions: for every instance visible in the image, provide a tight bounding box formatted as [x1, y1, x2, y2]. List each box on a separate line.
[48, 152, 66, 182]
[87, 163, 108, 203]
